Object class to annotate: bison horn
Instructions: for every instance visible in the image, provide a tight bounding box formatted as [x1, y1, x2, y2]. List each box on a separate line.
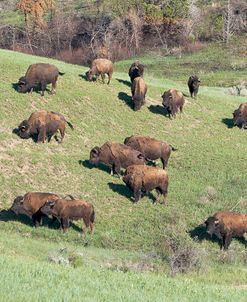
[47, 200, 56, 207]
[214, 220, 219, 225]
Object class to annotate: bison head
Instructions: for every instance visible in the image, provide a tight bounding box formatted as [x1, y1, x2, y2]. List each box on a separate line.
[204, 216, 222, 238]
[10, 196, 25, 215]
[232, 109, 242, 126]
[40, 200, 56, 216]
[17, 120, 31, 139]
[85, 70, 93, 82]
[89, 146, 101, 165]
[17, 76, 30, 93]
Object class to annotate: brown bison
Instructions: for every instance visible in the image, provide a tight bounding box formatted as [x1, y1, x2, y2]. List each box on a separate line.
[10, 192, 61, 226]
[131, 77, 147, 111]
[86, 58, 113, 84]
[89, 141, 145, 175]
[233, 102, 247, 129]
[205, 211, 247, 250]
[162, 89, 185, 119]
[40, 198, 95, 234]
[128, 61, 144, 83]
[14, 110, 73, 143]
[124, 135, 177, 169]
[188, 75, 200, 98]
[123, 165, 168, 203]
[17, 63, 64, 96]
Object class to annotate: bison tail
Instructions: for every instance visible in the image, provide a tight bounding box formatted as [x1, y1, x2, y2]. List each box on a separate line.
[170, 145, 178, 151]
[66, 121, 74, 130]
[90, 207, 95, 224]
[63, 194, 75, 200]
[58, 71, 65, 76]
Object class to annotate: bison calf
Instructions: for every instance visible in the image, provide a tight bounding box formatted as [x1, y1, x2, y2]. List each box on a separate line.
[205, 211, 247, 250]
[124, 135, 176, 169]
[86, 58, 113, 84]
[10, 192, 60, 226]
[14, 110, 73, 143]
[162, 89, 185, 119]
[128, 61, 144, 83]
[188, 75, 200, 98]
[41, 198, 95, 234]
[17, 63, 64, 96]
[233, 102, 247, 129]
[89, 141, 145, 176]
[123, 165, 168, 203]
[131, 77, 147, 111]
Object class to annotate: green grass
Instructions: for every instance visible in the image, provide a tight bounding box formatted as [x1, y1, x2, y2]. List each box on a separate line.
[0, 45, 247, 299]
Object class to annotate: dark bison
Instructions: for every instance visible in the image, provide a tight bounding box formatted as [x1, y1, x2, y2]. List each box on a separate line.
[89, 141, 145, 175]
[10, 192, 60, 226]
[188, 75, 200, 98]
[131, 77, 147, 111]
[123, 165, 168, 203]
[124, 135, 177, 169]
[205, 211, 247, 250]
[14, 110, 73, 143]
[128, 61, 144, 83]
[233, 102, 247, 129]
[86, 58, 113, 84]
[17, 63, 64, 96]
[162, 89, 185, 119]
[41, 198, 95, 234]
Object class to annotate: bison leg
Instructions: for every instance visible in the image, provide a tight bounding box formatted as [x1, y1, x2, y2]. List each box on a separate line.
[101, 73, 105, 84]
[49, 215, 57, 226]
[40, 81, 47, 96]
[133, 189, 142, 202]
[37, 126, 46, 143]
[224, 234, 232, 250]
[161, 158, 168, 169]
[61, 218, 69, 233]
[51, 77, 57, 94]
[58, 125, 65, 143]
[107, 72, 112, 85]
[32, 211, 43, 227]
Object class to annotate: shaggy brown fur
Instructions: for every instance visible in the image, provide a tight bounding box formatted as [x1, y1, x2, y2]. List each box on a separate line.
[89, 141, 145, 175]
[131, 77, 147, 111]
[86, 58, 113, 84]
[162, 89, 185, 119]
[40, 198, 95, 234]
[233, 102, 247, 129]
[123, 165, 168, 203]
[128, 61, 144, 83]
[124, 135, 177, 169]
[10, 192, 60, 226]
[17, 63, 64, 96]
[205, 211, 247, 250]
[15, 110, 73, 143]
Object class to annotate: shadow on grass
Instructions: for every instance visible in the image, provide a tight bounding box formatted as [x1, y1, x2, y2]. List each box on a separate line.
[118, 92, 133, 110]
[12, 129, 41, 144]
[148, 105, 169, 117]
[79, 159, 111, 174]
[0, 209, 34, 227]
[189, 224, 222, 248]
[222, 118, 235, 129]
[116, 78, 131, 87]
[12, 83, 19, 92]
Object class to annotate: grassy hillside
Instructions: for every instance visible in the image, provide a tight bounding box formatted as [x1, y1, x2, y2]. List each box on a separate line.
[0, 45, 247, 299]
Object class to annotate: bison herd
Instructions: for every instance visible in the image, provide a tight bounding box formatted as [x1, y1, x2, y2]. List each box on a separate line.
[6, 57, 247, 250]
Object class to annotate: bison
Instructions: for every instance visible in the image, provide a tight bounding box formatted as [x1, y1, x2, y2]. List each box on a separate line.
[85, 58, 113, 84]
[233, 102, 247, 129]
[40, 198, 95, 234]
[89, 141, 145, 175]
[17, 63, 64, 96]
[124, 135, 177, 169]
[205, 211, 247, 250]
[123, 165, 168, 203]
[162, 89, 185, 119]
[14, 110, 73, 143]
[128, 61, 144, 83]
[188, 75, 200, 98]
[10, 192, 61, 226]
[131, 77, 147, 111]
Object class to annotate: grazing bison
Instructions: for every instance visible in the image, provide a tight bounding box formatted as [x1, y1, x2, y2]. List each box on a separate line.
[10, 192, 60, 226]
[123, 165, 168, 203]
[128, 61, 144, 83]
[162, 89, 185, 119]
[41, 198, 95, 234]
[86, 58, 113, 84]
[205, 211, 247, 250]
[233, 102, 247, 129]
[124, 135, 177, 169]
[89, 141, 145, 175]
[17, 63, 64, 96]
[188, 75, 200, 98]
[15, 110, 73, 143]
[131, 77, 147, 111]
